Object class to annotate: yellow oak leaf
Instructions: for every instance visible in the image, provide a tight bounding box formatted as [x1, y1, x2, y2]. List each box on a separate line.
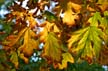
[62, 1, 80, 26]
[58, 52, 74, 69]
[19, 28, 39, 56]
[63, 10, 77, 26]
[70, 2, 81, 13]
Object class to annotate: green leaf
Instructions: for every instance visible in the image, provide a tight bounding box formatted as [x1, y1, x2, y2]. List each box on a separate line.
[68, 26, 104, 62]
[99, 11, 108, 43]
[43, 11, 58, 22]
[42, 32, 62, 62]
[88, 12, 102, 26]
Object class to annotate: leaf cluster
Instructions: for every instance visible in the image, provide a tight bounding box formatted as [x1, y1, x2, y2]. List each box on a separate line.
[0, 0, 108, 71]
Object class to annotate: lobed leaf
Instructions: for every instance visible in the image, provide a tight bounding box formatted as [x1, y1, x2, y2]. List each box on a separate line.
[42, 32, 62, 62]
[19, 28, 39, 56]
[58, 52, 74, 69]
[68, 26, 104, 63]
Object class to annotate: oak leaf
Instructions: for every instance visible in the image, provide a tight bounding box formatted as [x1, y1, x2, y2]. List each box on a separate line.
[68, 26, 105, 63]
[42, 32, 62, 62]
[19, 28, 39, 56]
[58, 52, 74, 69]
[88, 12, 102, 27]
[62, 1, 81, 26]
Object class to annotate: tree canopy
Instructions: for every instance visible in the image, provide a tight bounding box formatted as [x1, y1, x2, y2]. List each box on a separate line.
[0, 0, 108, 71]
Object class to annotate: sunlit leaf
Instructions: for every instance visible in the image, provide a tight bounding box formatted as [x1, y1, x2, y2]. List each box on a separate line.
[62, 1, 81, 26]
[19, 28, 39, 56]
[88, 12, 102, 26]
[68, 26, 104, 62]
[58, 52, 74, 69]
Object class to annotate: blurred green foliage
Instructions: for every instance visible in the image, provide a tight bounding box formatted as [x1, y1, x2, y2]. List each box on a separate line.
[0, 19, 13, 40]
